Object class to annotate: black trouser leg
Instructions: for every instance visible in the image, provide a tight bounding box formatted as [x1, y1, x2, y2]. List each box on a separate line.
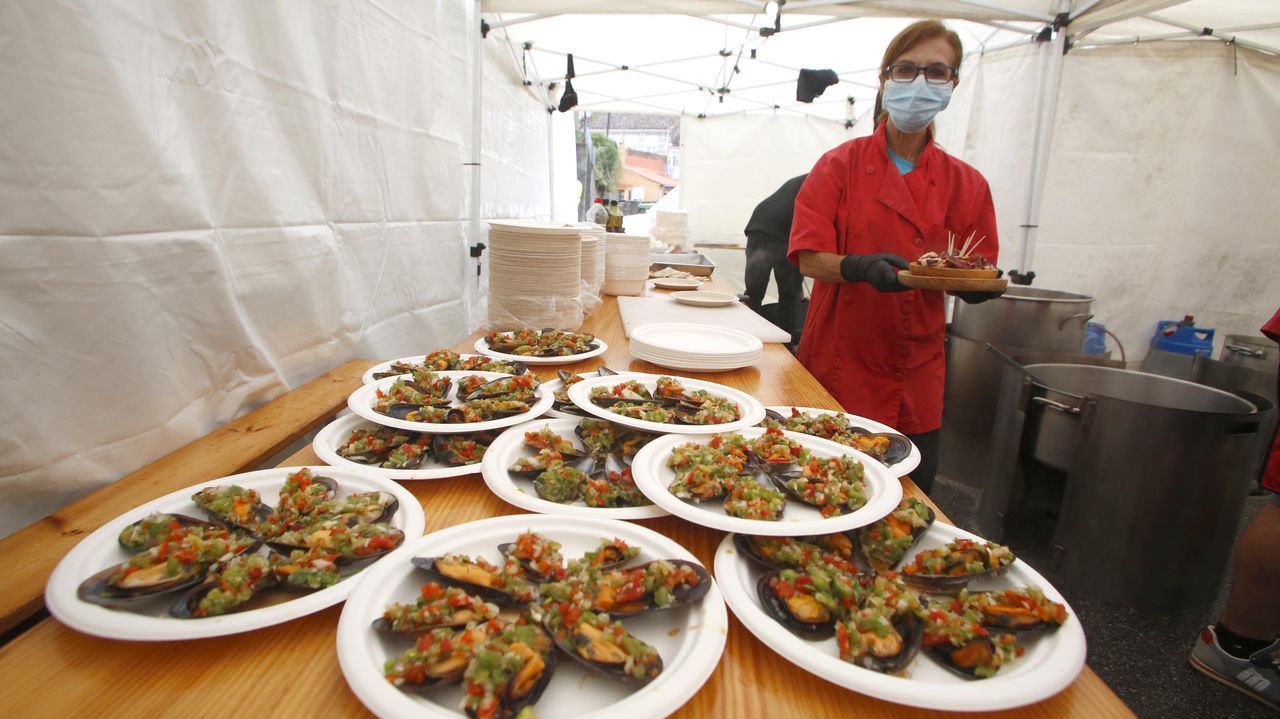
[904, 429, 940, 496]
[771, 249, 804, 335]
[743, 232, 773, 312]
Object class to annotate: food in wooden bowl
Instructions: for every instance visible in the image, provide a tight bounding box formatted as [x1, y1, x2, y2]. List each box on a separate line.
[908, 232, 998, 279]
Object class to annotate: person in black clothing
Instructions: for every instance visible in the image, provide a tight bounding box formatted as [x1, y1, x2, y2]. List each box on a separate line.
[743, 174, 807, 343]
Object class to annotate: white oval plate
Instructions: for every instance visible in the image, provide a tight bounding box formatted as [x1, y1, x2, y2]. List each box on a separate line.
[714, 521, 1087, 711]
[313, 413, 485, 481]
[474, 334, 608, 365]
[630, 428, 901, 536]
[650, 278, 703, 290]
[766, 406, 921, 479]
[361, 354, 528, 385]
[671, 290, 737, 307]
[337, 514, 728, 719]
[348, 371, 555, 434]
[481, 418, 668, 520]
[45, 466, 424, 641]
[566, 373, 766, 435]
[631, 322, 763, 357]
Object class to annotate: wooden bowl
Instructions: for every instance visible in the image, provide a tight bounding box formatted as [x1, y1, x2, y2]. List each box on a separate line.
[908, 262, 999, 279]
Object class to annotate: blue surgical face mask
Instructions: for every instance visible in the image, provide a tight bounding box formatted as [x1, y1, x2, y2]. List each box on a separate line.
[882, 76, 953, 134]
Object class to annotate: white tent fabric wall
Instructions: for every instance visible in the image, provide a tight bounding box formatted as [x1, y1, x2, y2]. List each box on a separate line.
[0, 0, 553, 539]
[679, 114, 854, 245]
[950, 41, 1280, 357]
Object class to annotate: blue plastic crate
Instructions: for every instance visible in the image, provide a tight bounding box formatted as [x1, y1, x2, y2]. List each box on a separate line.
[1151, 320, 1214, 357]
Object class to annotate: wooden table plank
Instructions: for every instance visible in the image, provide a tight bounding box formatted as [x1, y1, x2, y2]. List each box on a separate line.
[0, 288, 1135, 717]
[0, 359, 373, 635]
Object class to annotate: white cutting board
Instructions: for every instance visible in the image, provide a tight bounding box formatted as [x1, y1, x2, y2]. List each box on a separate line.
[617, 294, 792, 343]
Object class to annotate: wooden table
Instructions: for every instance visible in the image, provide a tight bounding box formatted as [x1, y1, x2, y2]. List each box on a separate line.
[0, 289, 1135, 718]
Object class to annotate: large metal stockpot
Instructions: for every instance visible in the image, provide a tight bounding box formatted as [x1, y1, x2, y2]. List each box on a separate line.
[950, 286, 1094, 354]
[980, 363, 1269, 611]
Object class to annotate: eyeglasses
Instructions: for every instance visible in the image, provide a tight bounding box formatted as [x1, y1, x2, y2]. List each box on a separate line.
[884, 62, 957, 85]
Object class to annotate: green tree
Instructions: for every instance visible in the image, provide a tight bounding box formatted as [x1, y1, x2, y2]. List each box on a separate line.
[592, 132, 620, 195]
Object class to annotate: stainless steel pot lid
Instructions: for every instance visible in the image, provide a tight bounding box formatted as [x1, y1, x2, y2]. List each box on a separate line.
[1024, 363, 1257, 415]
[998, 287, 1093, 303]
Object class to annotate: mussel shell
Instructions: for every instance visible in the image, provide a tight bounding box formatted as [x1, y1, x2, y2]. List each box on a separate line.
[762, 408, 789, 424]
[927, 636, 1000, 679]
[480, 630, 557, 719]
[337, 491, 399, 525]
[731, 533, 790, 572]
[411, 556, 533, 607]
[848, 427, 913, 466]
[169, 557, 278, 618]
[431, 434, 486, 466]
[591, 559, 711, 617]
[544, 618, 662, 685]
[496, 542, 564, 582]
[853, 504, 936, 573]
[197, 500, 275, 537]
[266, 522, 404, 564]
[388, 626, 490, 693]
[756, 571, 836, 639]
[77, 560, 207, 607]
[974, 602, 1064, 633]
[117, 513, 219, 552]
[900, 547, 1012, 595]
[596, 365, 619, 376]
[845, 613, 923, 673]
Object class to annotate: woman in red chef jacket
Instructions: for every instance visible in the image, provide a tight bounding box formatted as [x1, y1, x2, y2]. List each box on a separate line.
[788, 20, 1004, 494]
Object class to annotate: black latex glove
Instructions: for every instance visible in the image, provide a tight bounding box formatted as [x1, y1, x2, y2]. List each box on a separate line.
[951, 269, 1007, 304]
[839, 252, 910, 293]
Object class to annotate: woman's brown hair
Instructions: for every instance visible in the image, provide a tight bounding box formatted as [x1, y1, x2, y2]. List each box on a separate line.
[872, 20, 963, 125]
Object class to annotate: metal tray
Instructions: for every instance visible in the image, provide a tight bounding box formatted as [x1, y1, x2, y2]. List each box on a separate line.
[650, 251, 716, 277]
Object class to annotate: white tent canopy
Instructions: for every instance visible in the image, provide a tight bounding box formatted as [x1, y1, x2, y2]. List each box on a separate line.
[0, 0, 1277, 539]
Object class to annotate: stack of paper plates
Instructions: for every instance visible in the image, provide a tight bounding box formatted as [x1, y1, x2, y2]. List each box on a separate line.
[629, 322, 764, 372]
[604, 233, 651, 296]
[487, 220, 584, 328]
[577, 224, 605, 303]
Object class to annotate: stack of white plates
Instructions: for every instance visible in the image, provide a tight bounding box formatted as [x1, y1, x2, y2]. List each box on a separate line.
[651, 208, 689, 248]
[629, 322, 764, 372]
[487, 220, 583, 329]
[603, 232, 650, 296]
[577, 224, 605, 304]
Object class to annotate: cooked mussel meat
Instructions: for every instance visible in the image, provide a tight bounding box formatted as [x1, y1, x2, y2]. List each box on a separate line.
[465, 374, 540, 402]
[900, 539, 1015, 595]
[498, 531, 567, 582]
[568, 537, 640, 573]
[462, 623, 557, 719]
[267, 520, 403, 562]
[836, 610, 922, 674]
[769, 455, 868, 518]
[545, 611, 663, 685]
[337, 427, 417, 465]
[79, 527, 258, 606]
[920, 602, 1020, 678]
[170, 552, 277, 618]
[532, 462, 586, 504]
[275, 469, 339, 522]
[588, 559, 710, 617]
[432, 434, 488, 466]
[963, 586, 1068, 633]
[117, 513, 217, 552]
[373, 581, 502, 633]
[387, 404, 451, 423]
[745, 427, 809, 475]
[757, 570, 836, 639]
[412, 554, 537, 606]
[272, 548, 342, 590]
[855, 497, 935, 572]
[192, 485, 275, 534]
[385, 625, 492, 692]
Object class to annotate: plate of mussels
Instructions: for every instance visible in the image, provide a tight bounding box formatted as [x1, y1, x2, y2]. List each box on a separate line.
[565, 372, 766, 435]
[713, 499, 1086, 712]
[46, 466, 424, 641]
[541, 365, 622, 419]
[348, 370, 556, 434]
[474, 329, 608, 366]
[361, 350, 529, 385]
[630, 427, 902, 536]
[314, 413, 497, 481]
[481, 418, 667, 519]
[336, 513, 728, 719]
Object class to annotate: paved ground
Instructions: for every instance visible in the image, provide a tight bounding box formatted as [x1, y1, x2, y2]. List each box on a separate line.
[930, 476, 1273, 719]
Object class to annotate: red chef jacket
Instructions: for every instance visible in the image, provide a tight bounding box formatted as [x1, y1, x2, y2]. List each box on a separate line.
[788, 124, 999, 434]
[1262, 308, 1280, 493]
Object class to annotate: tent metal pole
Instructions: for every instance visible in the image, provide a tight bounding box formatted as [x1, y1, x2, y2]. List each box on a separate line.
[950, 0, 1053, 23]
[547, 106, 555, 220]
[1143, 14, 1280, 57]
[469, 0, 484, 328]
[485, 14, 557, 30]
[1017, 2, 1068, 276]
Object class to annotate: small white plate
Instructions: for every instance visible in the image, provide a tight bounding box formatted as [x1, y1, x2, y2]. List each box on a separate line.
[565, 373, 766, 435]
[671, 291, 737, 307]
[313, 413, 485, 481]
[361, 354, 526, 385]
[45, 466, 424, 641]
[651, 278, 703, 290]
[714, 521, 1087, 711]
[631, 428, 900, 536]
[347, 371, 555, 434]
[480, 418, 668, 520]
[337, 514, 728, 719]
[474, 334, 609, 365]
[631, 323, 763, 357]
[766, 406, 921, 479]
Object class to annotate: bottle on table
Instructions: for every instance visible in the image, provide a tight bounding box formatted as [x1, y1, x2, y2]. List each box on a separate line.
[607, 199, 623, 233]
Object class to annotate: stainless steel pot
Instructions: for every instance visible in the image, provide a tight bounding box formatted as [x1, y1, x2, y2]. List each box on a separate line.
[1221, 334, 1276, 371]
[950, 286, 1094, 354]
